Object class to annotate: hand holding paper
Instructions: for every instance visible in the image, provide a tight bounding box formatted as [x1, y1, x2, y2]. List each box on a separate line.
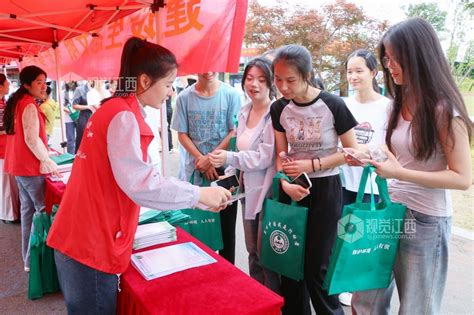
[197, 186, 231, 212]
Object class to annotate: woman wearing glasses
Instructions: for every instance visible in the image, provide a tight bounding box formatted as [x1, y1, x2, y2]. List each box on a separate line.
[351, 18, 472, 315]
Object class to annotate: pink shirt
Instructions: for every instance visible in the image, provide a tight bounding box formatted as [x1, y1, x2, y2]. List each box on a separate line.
[389, 114, 453, 217]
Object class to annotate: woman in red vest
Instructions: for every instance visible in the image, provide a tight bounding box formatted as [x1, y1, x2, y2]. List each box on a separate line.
[0, 74, 20, 223]
[3, 66, 59, 271]
[47, 37, 231, 314]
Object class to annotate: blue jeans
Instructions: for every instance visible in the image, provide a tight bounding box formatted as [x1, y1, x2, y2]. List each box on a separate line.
[242, 206, 281, 294]
[352, 208, 451, 315]
[65, 122, 76, 154]
[55, 251, 118, 315]
[16, 176, 45, 268]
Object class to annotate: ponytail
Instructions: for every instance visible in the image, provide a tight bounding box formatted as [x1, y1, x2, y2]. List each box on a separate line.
[115, 37, 177, 98]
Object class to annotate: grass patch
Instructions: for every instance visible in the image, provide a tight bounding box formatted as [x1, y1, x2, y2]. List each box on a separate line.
[462, 93, 474, 116]
[458, 77, 473, 93]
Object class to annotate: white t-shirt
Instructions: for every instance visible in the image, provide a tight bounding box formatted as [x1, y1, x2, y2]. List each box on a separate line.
[340, 96, 391, 194]
[86, 88, 110, 106]
[143, 105, 162, 170]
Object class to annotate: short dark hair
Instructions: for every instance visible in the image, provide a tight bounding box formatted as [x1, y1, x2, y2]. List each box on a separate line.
[242, 57, 276, 100]
[346, 49, 380, 93]
[380, 17, 472, 160]
[272, 44, 316, 87]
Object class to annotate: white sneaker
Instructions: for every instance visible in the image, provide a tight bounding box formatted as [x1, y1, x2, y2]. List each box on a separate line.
[24, 266, 30, 272]
[338, 292, 352, 306]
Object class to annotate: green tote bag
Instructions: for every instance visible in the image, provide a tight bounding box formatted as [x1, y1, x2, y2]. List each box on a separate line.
[28, 213, 44, 300]
[260, 171, 308, 281]
[67, 105, 79, 122]
[323, 166, 406, 295]
[28, 212, 60, 300]
[177, 172, 224, 251]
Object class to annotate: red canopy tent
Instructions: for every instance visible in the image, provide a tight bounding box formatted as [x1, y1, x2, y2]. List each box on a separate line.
[0, 0, 248, 173]
[0, 1, 143, 65]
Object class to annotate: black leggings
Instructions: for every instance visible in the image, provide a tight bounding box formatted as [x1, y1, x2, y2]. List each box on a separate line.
[279, 175, 344, 315]
[75, 110, 92, 153]
[216, 167, 237, 264]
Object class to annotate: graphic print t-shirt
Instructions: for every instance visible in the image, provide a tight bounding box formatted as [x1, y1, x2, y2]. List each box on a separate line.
[172, 82, 241, 183]
[270, 91, 357, 178]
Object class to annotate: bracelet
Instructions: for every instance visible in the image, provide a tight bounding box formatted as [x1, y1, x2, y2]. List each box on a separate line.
[317, 157, 322, 171]
[311, 159, 316, 172]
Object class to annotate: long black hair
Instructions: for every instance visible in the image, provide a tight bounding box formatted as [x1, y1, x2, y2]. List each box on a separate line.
[380, 18, 472, 160]
[346, 49, 380, 93]
[272, 44, 317, 88]
[4, 65, 47, 134]
[242, 57, 276, 100]
[115, 37, 177, 98]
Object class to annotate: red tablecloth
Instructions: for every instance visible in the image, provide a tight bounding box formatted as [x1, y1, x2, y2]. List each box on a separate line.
[44, 179, 284, 314]
[45, 178, 66, 214]
[118, 228, 284, 315]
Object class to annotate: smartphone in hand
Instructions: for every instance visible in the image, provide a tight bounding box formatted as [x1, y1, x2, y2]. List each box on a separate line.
[337, 146, 366, 165]
[291, 172, 312, 189]
[210, 174, 239, 190]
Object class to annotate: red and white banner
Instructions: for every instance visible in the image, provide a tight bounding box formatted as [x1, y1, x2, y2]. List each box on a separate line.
[21, 0, 248, 79]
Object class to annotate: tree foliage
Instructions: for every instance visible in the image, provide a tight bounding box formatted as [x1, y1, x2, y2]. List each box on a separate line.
[445, 0, 473, 85]
[405, 2, 447, 32]
[244, 0, 388, 94]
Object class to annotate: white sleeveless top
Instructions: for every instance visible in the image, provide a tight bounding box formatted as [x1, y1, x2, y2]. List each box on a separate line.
[237, 125, 256, 151]
[389, 115, 453, 217]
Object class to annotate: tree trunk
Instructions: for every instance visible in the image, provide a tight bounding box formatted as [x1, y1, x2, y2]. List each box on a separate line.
[339, 67, 348, 97]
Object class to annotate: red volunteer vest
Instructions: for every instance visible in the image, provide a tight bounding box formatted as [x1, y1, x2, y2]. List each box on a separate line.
[47, 96, 154, 274]
[0, 135, 6, 159]
[3, 94, 47, 175]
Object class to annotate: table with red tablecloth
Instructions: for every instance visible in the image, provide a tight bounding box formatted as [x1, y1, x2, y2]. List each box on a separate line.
[44, 178, 284, 315]
[45, 177, 66, 214]
[118, 228, 284, 315]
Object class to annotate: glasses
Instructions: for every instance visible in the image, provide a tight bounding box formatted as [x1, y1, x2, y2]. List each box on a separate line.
[382, 56, 396, 68]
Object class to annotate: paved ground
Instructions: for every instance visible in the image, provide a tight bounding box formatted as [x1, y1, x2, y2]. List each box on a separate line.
[0, 127, 472, 314]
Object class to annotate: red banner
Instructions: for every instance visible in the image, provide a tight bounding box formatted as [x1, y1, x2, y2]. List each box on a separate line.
[21, 0, 247, 79]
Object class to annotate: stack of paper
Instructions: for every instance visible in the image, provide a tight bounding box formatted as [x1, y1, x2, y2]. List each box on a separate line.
[131, 242, 217, 280]
[49, 171, 72, 184]
[133, 221, 177, 250]
[138, 208, 190, 226]
[57, 164, 73, 173]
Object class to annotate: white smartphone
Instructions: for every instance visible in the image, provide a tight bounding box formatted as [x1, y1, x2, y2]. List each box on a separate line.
[210, 174, 239, 190]
[337, 146, 365, 164]
[291, 172, 312, 189]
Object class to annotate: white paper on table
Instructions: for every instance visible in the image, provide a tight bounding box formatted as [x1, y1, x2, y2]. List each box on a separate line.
[57, 164, 73, 173]
[49, 171, 72, 184]
[134, 221, 175, 239]
[131, 242, 217, 280]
